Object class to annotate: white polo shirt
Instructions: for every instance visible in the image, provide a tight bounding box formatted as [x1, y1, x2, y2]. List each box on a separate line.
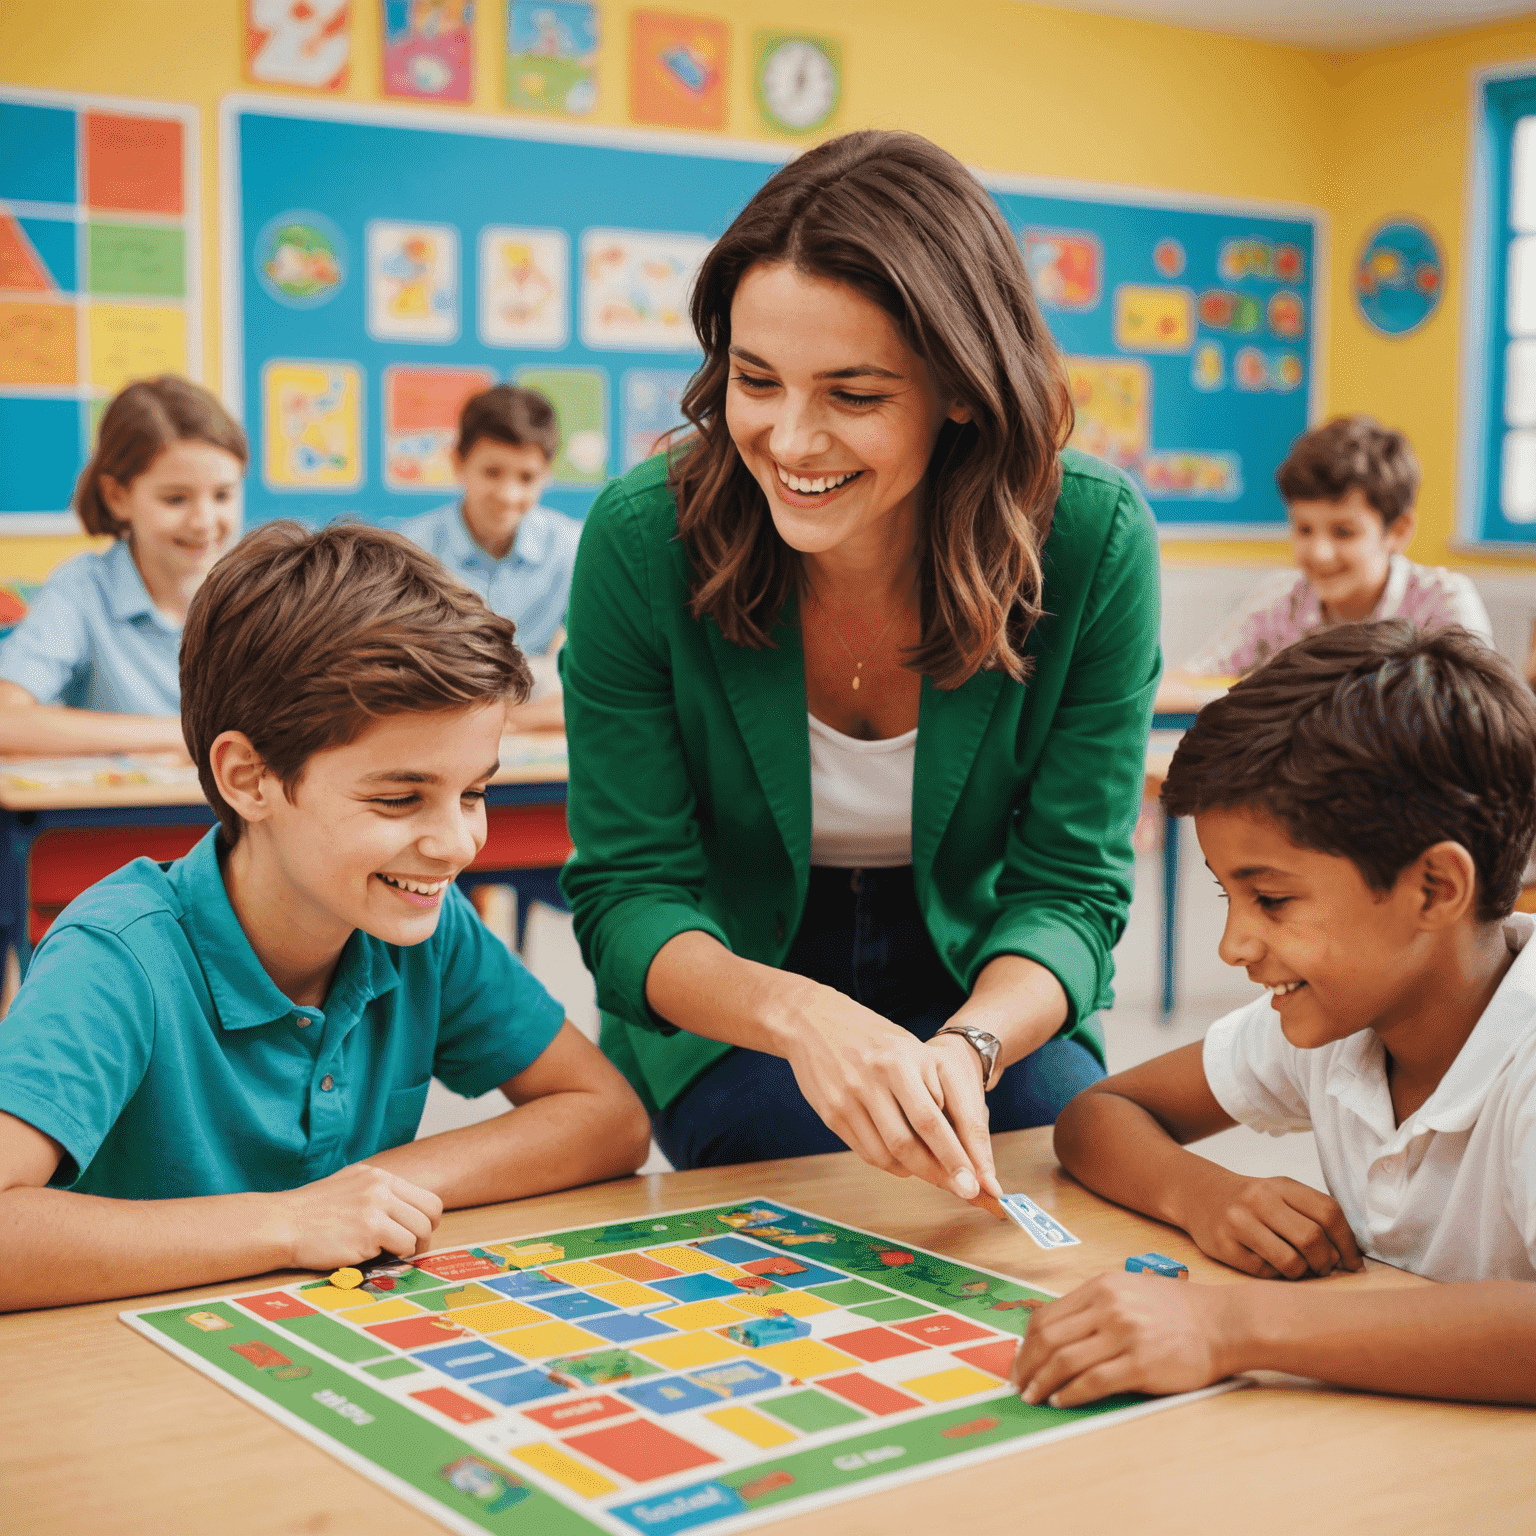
[1202, 914, 1536, 1283]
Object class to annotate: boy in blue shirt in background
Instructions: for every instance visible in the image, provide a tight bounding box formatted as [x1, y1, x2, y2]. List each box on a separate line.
[399, 385, 580, 733]
[0, 523, 648, 1311]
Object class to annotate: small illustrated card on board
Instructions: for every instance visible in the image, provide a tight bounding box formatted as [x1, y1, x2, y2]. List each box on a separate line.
[366, 221, 460, 343]
[579, 229, 711, 352]
[382, 0, 474, 101]
[478, 227, 569, 347]
[246, 0, 352, 91]
[506, 0, 598, 115]
[384, 364, 494, 490]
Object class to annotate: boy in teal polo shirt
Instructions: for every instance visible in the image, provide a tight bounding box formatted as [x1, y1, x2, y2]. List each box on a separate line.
[0, 523, 648, 1312]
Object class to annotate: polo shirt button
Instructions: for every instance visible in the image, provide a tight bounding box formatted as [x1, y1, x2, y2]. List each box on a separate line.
[293, 1016, 309, 1029]
[320, 1074, 335, 1091]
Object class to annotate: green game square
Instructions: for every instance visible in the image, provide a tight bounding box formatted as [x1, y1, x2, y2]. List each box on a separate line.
[807, 1279, 889, 1307]
[760, 1389, 867, 1434]
[87, 222, 185, 297]
[849, 1297, 935, 1322]
[363, 1357, 424, 1380]
[279, 1311, 390, 1364]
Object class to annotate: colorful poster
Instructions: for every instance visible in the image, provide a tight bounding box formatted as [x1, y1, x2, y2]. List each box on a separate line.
[1022, 230, 1101, 311]
[623, 367, 692, 468]
[514, 365, 608, 484]
[1113, 285, 1194, 353]
[0, 301, 77, 386]
[1138, 451, 1242, 500]
[1065, 358, 1150, 467]
[1355, 220, 1444, 337]
[245, 0, 352, 91]
[382, 0, 474, 101]
[505, 0, 598, 115]
[630, 10, 730, 130]
[255, 212, 346, 310]
[384, 364, 495, 489]
[366, 220, 459, 342]
[478, 226, 568, 347]
[262, 360, 363, 489]
[87, 303, 189, 392]
[580, 228, 711, 351]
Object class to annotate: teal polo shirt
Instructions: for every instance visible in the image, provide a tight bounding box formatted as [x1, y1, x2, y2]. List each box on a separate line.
[0, 829, 565, 1200]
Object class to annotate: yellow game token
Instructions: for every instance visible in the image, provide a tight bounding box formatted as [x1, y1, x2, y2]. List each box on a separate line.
[330, 1267, 364, 1290]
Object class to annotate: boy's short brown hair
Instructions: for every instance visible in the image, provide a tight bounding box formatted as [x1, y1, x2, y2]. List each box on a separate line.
[181, 522, 532, 842]
[1276, 415, 1419, 528]
[456, 384, 559, 463]
[1162, 621, 1536, 922]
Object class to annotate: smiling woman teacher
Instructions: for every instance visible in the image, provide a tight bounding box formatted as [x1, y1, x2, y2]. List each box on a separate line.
[561, 131, 1160, 1205]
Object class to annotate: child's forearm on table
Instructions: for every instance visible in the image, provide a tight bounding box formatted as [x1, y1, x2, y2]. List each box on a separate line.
[1222, 1280, 1536, 1404]
[0, 1185, 287, 1311]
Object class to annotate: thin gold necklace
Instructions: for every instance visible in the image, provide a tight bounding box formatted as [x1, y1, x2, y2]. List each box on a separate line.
[814, 600, 904, 691]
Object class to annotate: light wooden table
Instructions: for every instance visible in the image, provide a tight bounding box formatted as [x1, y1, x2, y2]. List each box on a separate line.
[4, 1129, 1532, 1535]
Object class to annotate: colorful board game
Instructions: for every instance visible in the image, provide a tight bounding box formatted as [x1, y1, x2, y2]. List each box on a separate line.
[123, 1199, 1232, 1535]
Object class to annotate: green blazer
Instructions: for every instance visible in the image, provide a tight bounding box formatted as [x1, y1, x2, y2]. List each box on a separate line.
[560, 448, 1162, 1114]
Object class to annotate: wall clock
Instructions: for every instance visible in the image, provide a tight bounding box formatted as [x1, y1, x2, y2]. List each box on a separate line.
[756, 34, 842, 135]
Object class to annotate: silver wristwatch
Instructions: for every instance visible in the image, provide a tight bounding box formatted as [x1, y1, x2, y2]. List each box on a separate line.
[933, 1024, 1002, 1090]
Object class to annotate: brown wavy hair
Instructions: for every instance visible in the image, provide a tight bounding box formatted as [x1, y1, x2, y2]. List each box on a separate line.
[671, 130, 1073, 689]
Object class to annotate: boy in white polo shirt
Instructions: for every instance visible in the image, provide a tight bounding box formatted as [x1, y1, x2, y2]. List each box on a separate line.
[1014, 621, 1536, 1408]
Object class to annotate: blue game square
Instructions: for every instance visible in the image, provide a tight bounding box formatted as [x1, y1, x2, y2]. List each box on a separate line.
[484, 1269, 573, 1299]
[410, 1340, 523, 1380]
[649, 1274, 739, 1304]
[684, 1359, 781, 1399]
[617, 1375, 723, 1416]
[697, 1235, 779, 1265]
[739, 1257, 843, 1289]
[528, 1290, 618, 1320]
[471, 1369, 569, 1406]
[578, 1311, 679, 1345]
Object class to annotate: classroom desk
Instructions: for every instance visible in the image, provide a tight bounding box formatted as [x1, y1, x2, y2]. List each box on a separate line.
[0, 736, 571, 964]
[4, 1127, 1529, 1536]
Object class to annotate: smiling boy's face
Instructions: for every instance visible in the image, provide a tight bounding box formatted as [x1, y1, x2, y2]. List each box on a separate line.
[1196, 804, 1435, 1048]
[254, 703, 504, 954]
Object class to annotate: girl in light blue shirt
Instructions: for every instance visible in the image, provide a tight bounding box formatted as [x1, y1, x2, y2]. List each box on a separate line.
[0, 376, 247, 756]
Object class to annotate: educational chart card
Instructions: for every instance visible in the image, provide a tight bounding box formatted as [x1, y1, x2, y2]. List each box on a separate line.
[124, 1199, 1232, 1536]
[0, 89, 200, 528]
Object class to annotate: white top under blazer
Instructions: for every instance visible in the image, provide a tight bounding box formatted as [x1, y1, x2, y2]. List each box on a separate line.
[807, 712, 916, 868]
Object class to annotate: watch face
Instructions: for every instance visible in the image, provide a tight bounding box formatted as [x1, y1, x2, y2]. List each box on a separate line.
[761, 39, 839, 132]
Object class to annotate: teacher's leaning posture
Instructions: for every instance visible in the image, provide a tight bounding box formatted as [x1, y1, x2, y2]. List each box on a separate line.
[561, 130, 1160, 1208]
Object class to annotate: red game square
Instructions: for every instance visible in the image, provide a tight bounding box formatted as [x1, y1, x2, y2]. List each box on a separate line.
[411, 1387, 494, 1425]
[953, 1339, 1019, 1380]
[892, 1315, 996, 1348]
[521, 1394, 632, 1432]
[741, 1256, 808, 1278]
[366, 1316, 466, 1348]
[592, 1252, 681, 1282]
[820, 1372, 923, 1416]
[565, 1419, 719, 1482]
[824, 1327, 928, 1362]
[412, 1250, 505, 1281]
[84, 113, 183, 214]
[236, 1291, 316, 1322]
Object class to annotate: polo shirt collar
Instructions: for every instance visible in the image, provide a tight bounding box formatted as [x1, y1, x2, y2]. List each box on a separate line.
[1372, 553, 1410, 620]
[448, 503, 553, 571]
[105, 538, 160, 624]
[175, 829, 402, 1031]
[512, 507, 553, 566]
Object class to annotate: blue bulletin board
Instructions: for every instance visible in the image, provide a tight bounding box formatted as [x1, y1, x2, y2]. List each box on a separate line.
[226, 97, 1322, 535]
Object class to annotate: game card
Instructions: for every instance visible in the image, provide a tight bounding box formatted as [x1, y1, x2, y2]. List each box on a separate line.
[1000, 1193, 1082, 1249]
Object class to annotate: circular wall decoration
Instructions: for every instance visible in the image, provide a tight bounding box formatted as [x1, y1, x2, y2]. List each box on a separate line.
[255, 210, 346, 309]
[756, 34, 842, 135]
[1354, 219, 1444, 336]
[1152, 238, 1185, 278]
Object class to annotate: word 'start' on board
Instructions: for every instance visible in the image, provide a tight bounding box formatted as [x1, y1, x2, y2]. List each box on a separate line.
[123, 1198, 1237, 1535]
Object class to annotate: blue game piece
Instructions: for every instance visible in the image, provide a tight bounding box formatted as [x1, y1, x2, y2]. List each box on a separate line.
[724, 1313, 810, 1348]
[1125, 1252, 1189, 1279]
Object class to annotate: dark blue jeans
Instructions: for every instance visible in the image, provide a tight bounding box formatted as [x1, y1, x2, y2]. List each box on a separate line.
[653, 865, 1104, 1170]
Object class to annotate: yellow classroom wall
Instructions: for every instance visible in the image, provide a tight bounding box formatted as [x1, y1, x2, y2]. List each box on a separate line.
[1, 1, 1533, 578]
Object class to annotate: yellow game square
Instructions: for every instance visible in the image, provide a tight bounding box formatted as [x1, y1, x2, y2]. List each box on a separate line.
[706, 1406, 798, 1449]
[339, 1297, 425, 1325]
[442, 1299, 549, 1335]
[588, 1280, 673, 1310]
[510, 1443, 617, 1498]
[749, 1339, 861, 1378]
[900, 1366, 1003, 1402]
[297, 1284, 375, 1311]
[634, 1330, 748, 1369]
[491, 1319, 606, 1359]
[650, 1299, 752, 1331]
[645, 1245, 727, 1273]
[725, 1290, 835, 1319]
[545, 1260, 624, 1286]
